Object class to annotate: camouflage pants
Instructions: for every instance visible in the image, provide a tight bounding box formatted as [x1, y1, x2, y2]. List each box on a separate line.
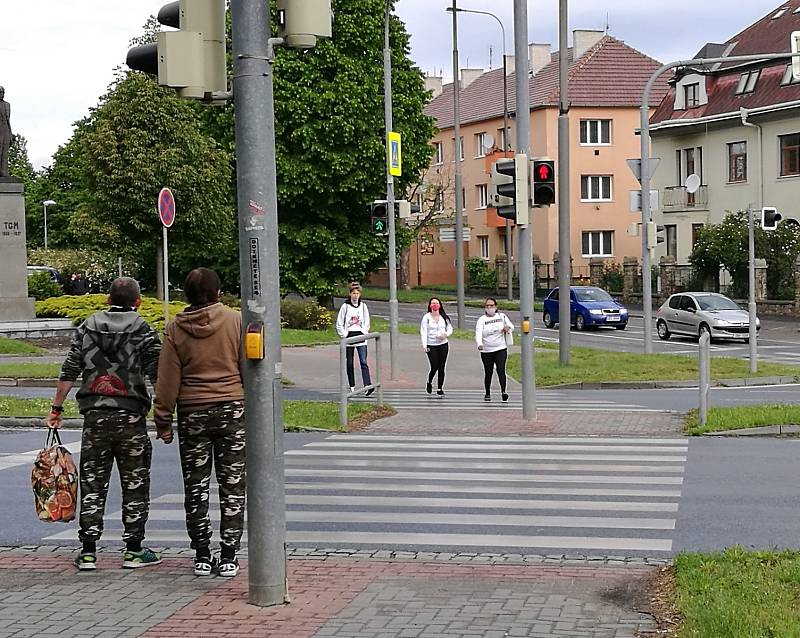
[177, 400, 246, 551]
[79, 410, 152, 544]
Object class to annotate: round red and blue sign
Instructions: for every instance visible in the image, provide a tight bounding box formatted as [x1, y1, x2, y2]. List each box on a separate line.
[158, 187, 176, 228]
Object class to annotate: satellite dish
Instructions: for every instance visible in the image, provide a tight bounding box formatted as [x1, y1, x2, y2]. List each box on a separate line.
[685, 173, 701, 194]
[482, 134, 495, 154]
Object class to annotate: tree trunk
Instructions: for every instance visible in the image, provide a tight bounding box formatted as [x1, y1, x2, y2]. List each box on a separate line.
[400, 247, 411, 290]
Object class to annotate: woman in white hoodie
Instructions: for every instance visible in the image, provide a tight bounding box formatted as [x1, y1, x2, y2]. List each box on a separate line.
[335, 282, 373, 395]
[474, 297, 514, 402]
[419, 297, 453, 396]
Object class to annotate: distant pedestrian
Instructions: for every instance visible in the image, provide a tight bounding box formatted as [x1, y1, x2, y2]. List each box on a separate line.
[474, 297, 514, 402]
[153, 268, 245, 578]
[46, 277, 162, 571]
[336, 282, 374, 396]
[420, 297, 452, 397]
[69, 272, 88, 295]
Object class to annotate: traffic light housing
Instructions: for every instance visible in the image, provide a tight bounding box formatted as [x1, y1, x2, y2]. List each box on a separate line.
[646, 222, 665, 250]
[531, 158, 556, 206]
[126, 0, 227, 100]
[371, 200, 388, 235]
[277, 0, 333, 48]
[761, 206, 782, 230]
[490, 158, 516, 221]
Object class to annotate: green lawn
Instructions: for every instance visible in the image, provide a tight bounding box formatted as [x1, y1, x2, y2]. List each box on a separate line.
[507, 347, 800, 387]
[673, 547, 800, 637]
[0, 337, 43, 355]
[0, 397, 381, 431]
[0, 362, 62, 378]
[684, 404, 800, 435]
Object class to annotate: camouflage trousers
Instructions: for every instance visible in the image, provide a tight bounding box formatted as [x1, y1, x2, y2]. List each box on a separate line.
[79, 410, 152, 544]
[177, 400, 246, 551]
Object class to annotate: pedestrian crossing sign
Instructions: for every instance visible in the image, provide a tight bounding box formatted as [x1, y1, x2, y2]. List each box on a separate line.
[388, 131, 402, 176]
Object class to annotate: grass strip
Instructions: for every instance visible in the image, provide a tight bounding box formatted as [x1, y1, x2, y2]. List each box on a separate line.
[506, 347, 800, 387]
[0, 397, 384, 432]
[0, 337, 43, 355]
[684, 403, 800, 435]
[673, 547, 800, 637]
[0, 362, 62, 378]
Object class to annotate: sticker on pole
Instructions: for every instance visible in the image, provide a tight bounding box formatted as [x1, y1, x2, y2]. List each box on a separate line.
[158, 187, 176, 228]
[388, 131, 402, 176]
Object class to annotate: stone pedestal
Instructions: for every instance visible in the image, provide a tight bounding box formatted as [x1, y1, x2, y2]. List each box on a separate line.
[0, 179, 35, 321]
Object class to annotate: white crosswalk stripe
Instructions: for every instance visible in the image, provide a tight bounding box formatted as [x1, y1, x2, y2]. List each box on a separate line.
[352, 388, 659, 411]
[45, 434, 687, 556]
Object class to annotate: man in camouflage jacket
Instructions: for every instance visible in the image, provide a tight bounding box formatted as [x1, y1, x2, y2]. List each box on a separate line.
[47, 277, 166, 571]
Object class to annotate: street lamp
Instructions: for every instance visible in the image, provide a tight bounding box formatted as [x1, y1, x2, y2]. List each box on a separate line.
[446, 6, 512, 300]
[42, 200, 56, 250]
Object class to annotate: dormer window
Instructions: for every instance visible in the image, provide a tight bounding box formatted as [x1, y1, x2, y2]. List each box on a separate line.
[735, 70, 760, 95]
[781, 64, 800, 86]
[684, 83, 700, 108]
[773, 8, 788, 18]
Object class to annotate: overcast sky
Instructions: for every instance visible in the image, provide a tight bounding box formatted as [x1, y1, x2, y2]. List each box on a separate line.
[0, 0, 783, 169]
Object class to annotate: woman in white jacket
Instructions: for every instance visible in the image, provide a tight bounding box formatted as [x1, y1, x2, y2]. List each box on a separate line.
[336, 282, 373, 396]
[474, 297, 514, 402]
[419, 297, 453, 397]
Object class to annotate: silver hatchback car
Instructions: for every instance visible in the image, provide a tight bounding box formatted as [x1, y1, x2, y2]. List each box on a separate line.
[656, 292, 760, 343]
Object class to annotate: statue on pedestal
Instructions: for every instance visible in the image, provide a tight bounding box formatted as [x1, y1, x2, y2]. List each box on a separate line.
[0, 87, 11, 178]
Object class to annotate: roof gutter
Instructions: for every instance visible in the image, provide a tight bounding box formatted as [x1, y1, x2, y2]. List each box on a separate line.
[649, 99, 800, 132]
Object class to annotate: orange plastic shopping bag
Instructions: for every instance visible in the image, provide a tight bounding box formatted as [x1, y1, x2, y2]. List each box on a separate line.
[31, 428, 78, 523]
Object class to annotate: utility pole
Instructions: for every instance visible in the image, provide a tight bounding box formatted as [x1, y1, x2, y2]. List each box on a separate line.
[513, 0, 536, 419]
[451, 0, 465, 329]
[747, 205, 757, 373]
[557, 0, 571, 365]
[231, 0, 286, 607]
[384, 0, 399, 379]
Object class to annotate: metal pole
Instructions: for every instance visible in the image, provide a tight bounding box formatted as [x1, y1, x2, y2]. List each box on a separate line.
[375, 334, 384, 405]
[162, 226, 169, 325]
[451, 0, 465, 329]
[513, 0, 535, 419]
[748, 206, 757, 373]
[639, 50, 800, 355]
[557, 0, 571, 365]
[698, 331, 710, 427]
[118, 256, 123, 278]
[43, 203, 48, 251]
[339, 340, 347, 427]
[231, 0, 286, 607]
[384, 1, 399, 380]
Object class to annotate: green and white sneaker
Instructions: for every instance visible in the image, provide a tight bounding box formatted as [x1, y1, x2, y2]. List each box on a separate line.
[122, 548, 162, 569]
[74, 551, 97, 571]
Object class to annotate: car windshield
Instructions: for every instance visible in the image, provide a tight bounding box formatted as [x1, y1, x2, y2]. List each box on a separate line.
[696, 295, 740, 311]
[574, 288, 613, 302]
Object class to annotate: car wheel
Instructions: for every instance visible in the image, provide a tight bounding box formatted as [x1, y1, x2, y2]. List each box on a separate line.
[615, 323, 626, 330]
[543, 311, 555, 329]
[657, 320, 670, 341]
[698, 323, 713, 343]
[575, 313, 586, 331]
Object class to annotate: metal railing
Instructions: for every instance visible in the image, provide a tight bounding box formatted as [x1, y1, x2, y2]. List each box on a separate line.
[339, 332, 383, 426]
[663, 185, 709, 211]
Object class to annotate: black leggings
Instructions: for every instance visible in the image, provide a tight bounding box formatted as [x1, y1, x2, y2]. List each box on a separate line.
[480, 349, 508, 394]
[425, 343, 449, 389]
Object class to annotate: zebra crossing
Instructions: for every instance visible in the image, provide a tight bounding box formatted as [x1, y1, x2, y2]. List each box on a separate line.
[45, 434, 687, 556]
[353, 388, 658, 411]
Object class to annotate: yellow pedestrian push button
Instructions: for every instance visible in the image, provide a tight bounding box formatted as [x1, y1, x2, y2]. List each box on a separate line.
[246, 322, 265, 360]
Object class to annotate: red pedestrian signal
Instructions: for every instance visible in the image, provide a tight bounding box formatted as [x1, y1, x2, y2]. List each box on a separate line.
[532, 159, 556, 206]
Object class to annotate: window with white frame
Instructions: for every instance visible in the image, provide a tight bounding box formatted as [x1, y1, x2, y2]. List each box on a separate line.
[675, 147, 703, 184]
[433, 142, 443, 165]
[581, 231, 613, 257]
[459, 136, 464, 161]
[579, 119, 612, 145]
[684, 82, 700, 108]
[474, 132, 490, 157]
[580, 175, 612, 201]
[497, 127, 510, 151]
[435, 191, 444, 211]
[727, 141, 747, 182]
[782, 64, 800, 86]
[735, 70, 760, 95]
[477, 184, 488, 208]
[478, 235, 490, 260]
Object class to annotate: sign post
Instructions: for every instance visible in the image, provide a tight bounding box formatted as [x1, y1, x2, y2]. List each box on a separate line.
[157, 187, 176, 326]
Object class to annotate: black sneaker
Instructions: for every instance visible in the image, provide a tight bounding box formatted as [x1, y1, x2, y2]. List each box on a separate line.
[426, 382, 432, 395]
[74, 551, 97, 571]
[484, 394, 491, 402]
[219, 557, 240, 578]
[502, 393, 509, 402]
[194, 554, 218, 577]
[437, 389, 444, 398]
[365, 387, 375, 397]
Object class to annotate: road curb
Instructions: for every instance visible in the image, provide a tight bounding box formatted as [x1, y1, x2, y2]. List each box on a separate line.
[704, 424, 800, 437]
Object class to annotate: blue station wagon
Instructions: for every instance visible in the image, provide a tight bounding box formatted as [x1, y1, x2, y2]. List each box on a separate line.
[542, 286, 629, 331]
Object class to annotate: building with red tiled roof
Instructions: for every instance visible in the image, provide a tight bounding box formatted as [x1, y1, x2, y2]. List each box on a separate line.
[407, 31, 668, 289]
[649, 1, 800, 264]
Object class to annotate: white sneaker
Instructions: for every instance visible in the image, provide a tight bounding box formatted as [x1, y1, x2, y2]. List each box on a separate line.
[350, 386, 356, 393]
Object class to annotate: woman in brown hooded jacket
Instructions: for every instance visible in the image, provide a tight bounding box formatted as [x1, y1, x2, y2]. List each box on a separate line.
[154, 268, 244, 577]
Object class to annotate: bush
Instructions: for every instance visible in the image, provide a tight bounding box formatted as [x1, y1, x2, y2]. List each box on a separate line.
[280, 299, 332, 330]
[466, 258, 497, 289]
[36, 295, 189, 333]
[27, 271, 63, 300]
[599, 263, 624, 292]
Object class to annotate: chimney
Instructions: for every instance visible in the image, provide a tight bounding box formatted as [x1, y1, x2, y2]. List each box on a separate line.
[504, 54, 515, 75]
[460, 68, 483, 89]
[572, 29, 604, 59]
[425, 75, 443, 99]
[528, 43, 551, 75]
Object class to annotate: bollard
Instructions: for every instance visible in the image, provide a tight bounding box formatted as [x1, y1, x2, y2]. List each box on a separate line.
[698, 332, 710, 427]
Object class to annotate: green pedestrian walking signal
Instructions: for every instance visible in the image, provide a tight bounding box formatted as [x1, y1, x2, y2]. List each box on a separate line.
[370, 200, 388, 235]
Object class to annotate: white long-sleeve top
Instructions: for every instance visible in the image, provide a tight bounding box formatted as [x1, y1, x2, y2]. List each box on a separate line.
[475, 312, 514, 353]
[420, 313, 453, 348]
[336, 301, 370, 343]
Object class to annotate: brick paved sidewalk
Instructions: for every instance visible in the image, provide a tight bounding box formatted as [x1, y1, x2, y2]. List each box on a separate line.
[0, 549, 660, 638]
